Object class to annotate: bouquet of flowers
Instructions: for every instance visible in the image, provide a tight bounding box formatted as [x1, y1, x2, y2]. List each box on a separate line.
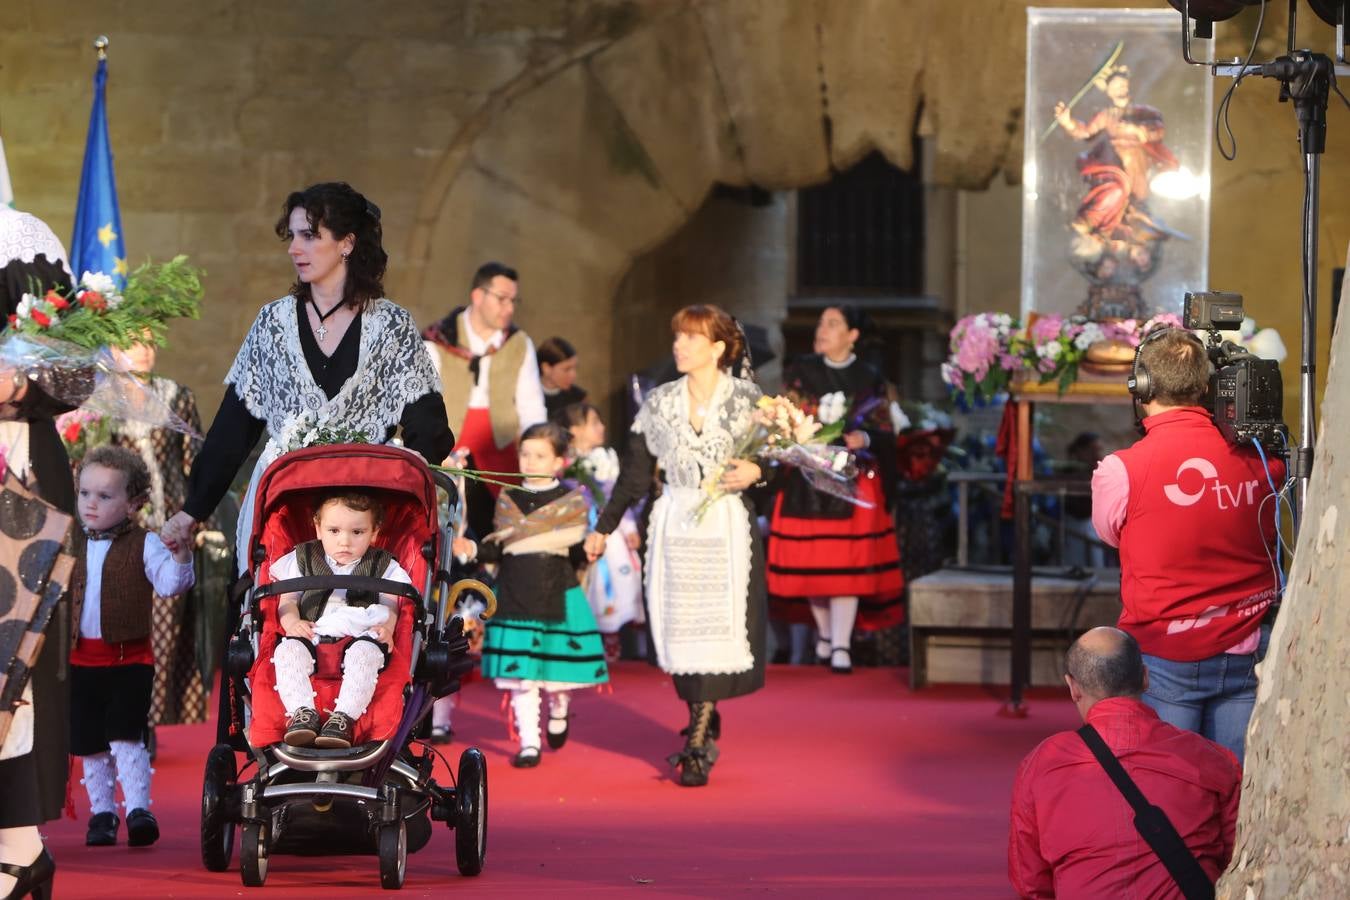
[54, 407, 110, 464]
[693, 394, 864, 523]
[2, 258, 204, 433]
[280, 415, 373, 452]
[564, 446, 620, 507]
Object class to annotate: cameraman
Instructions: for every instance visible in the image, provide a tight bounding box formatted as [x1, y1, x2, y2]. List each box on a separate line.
[1091, 328, 1283, 764]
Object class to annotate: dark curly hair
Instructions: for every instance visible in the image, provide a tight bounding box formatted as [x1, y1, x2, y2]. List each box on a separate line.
[80, 445, 151, 502]
[275, 182, 386, 311]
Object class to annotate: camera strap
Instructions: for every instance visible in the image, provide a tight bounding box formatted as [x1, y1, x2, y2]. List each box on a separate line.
[1077, 724, 1215, 900]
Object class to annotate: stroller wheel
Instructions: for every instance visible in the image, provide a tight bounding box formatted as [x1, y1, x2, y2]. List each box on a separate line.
[454, 748, 488, 876]
[200, 743, 237, 872]
[378, 820, 407, 890]
[240, 820, 269, 887]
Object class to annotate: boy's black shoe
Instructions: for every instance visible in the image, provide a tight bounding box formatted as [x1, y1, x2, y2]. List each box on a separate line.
[511, 748, 541, 768]
[284, 706, 322, 747]
[86, 811, 119, 846]
[126, 808, 160, 847]
[314, 711, 355, 749]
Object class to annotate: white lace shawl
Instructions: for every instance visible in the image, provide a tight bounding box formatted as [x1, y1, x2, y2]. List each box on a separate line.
[633, 373, 761, 490]
[226, 296, 439, 449]
[0, 207, 71, 273]
[226, 296, 440, 569]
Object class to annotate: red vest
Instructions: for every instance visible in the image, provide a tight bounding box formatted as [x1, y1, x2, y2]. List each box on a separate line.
[1115, 407, 1283, 660]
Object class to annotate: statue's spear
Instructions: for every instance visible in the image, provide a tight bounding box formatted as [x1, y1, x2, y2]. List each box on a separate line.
[1038, 40, 1125, 145]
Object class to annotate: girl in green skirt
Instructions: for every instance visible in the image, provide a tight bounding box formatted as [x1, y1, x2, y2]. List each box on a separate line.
[452, 423, 608, 767]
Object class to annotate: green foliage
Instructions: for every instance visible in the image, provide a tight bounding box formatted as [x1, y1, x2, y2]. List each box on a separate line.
[7, 257, 203, 350]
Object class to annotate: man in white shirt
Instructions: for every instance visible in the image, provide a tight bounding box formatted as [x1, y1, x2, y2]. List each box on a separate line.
[423, 261, 548, 488]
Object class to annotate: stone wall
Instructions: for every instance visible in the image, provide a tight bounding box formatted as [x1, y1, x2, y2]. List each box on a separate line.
[0, 0, 1345, 434]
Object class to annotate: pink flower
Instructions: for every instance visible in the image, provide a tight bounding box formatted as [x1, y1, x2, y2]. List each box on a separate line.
[954, 322, 999, 381]
[1029, 315, 1063, 344]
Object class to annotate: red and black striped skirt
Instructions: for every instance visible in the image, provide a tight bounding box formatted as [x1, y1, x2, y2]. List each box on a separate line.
[766, 471, 904, 630]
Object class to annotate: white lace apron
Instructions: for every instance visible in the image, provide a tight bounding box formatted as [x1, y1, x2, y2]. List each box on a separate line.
[633, 373, 760, 676]
[226, 297, 440, 574]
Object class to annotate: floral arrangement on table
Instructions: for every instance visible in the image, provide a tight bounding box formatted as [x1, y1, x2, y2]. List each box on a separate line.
[1, 258, 204, 432]
[694, 394, 861, 523]
[941, 311, 1188, 407]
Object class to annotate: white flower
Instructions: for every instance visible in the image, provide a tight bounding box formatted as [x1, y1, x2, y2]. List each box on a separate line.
[1073, 323, 1105, 350]
[79, 271, 122, 308]
[80, 271, 117, 295]
[585, 446, 620, 483]
[831, 450, 850, 473]
[15, 293, 38, 320]
[818, 391, 847, 425]
[1037, 341, 1062, 360]
[889, 401, 911, 433]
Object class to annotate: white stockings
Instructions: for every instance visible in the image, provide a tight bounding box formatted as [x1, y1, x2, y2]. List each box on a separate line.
[810, 596, 859, 652]
[510, 687, 542, 752]
[273, 637, 384, 720]
[81, 738, 152, 815]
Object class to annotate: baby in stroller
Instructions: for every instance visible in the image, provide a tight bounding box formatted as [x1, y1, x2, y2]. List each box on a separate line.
[270, 490, 410, 749]
[200, 445, 491, 888]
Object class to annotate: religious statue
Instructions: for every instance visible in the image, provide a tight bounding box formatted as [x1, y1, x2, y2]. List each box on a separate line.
[1051, 55, 1184, 321]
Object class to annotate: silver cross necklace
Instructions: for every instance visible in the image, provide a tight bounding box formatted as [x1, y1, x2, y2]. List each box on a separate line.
[310, 298, 342, 341]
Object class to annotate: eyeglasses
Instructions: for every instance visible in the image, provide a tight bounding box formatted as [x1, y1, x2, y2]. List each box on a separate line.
[480, 287, 520, 306]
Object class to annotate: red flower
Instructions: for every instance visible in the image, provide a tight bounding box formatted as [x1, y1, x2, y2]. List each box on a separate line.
[80, 291, 107, 311]
[44, 290, 69, 310]
[63, 421, 83, 443]
[30, 309, 52, 327]
[7, 314, 16, 328]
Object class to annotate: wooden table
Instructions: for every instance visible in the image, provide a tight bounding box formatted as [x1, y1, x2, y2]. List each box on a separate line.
[1005, 373, 1131, 712]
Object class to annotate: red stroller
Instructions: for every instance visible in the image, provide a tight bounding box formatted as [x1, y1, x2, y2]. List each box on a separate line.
[199, 445, 494, 889]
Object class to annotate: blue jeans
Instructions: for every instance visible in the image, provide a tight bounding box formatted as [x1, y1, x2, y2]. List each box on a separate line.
[1141, 623, 1270, 765]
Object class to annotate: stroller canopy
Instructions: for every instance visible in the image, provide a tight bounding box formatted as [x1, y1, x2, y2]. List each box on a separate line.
[248, 444, 441, 583]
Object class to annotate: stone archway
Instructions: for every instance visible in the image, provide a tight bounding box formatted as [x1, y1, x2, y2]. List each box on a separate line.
[401, 0, 1041, 403]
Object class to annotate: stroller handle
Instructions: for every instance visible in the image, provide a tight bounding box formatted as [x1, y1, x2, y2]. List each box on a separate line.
[255, 575, 423, 605]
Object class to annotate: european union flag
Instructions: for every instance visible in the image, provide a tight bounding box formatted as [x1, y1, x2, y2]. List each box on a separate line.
[70, 58, 127, 288]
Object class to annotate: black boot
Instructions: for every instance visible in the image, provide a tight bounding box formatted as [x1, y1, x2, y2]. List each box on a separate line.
[669, 702, 719, 787]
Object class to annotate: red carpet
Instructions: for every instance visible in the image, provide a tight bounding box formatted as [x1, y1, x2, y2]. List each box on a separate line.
[40, 663, 1078, 898]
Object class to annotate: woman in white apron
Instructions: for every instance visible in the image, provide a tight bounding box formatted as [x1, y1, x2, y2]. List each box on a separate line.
[162, 183, 454, 747]
[585, 304, 766, 788]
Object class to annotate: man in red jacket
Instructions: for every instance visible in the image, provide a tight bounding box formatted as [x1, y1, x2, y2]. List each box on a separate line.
[1009, 627, 1240, 899]
[1092, 327, 1283, 763]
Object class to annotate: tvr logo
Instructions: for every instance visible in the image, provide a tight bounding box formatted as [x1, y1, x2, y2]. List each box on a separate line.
[1162, 457, 1262, 510]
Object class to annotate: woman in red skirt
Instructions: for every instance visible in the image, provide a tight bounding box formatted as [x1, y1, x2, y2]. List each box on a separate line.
[768, 306, 903, 673]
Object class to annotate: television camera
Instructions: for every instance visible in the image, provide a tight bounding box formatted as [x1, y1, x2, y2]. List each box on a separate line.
[1183, 291, 1289, 451]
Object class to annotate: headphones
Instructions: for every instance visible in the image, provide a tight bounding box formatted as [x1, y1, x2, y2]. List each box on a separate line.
[1127, 326, 1206, 432]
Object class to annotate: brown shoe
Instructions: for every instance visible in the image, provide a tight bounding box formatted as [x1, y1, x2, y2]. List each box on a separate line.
[284, 706, 321, 746]
[314, 711, 355, 749]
